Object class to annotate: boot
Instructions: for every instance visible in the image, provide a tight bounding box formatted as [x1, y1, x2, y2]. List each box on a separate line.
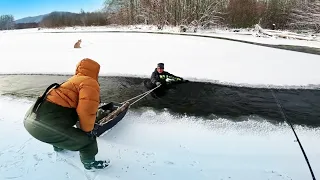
[53, 145, 65, 152]
[82, 159, 110, 170]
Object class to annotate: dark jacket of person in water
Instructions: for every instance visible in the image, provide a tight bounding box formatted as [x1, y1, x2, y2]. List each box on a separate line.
[150, 63, 184, 87]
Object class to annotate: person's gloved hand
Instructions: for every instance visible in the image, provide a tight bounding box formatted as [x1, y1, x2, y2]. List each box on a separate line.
[156, 82, 161, 86]
[177, 77, 186, 82]
[86, 131, 96, 139]
[86, 124, 99, 139]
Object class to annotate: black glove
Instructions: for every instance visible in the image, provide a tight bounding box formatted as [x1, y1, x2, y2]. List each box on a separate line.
[86, 131, 96, 139]
[86, 124, 99, 139]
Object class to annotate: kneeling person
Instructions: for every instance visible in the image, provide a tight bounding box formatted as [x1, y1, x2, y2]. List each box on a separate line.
[24, 58, 109, 170]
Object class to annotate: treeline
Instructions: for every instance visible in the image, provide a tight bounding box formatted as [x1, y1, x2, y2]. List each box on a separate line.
[0, 15, 14, 30]
[36, 0, 298, 29]
[0, 14, 40, 30]
[105, 0, 320, 31]
[39, 10, 108, 28]
[0, 10, 109, 30]
[1, 0, 319, 32]
[15, 22, 39, 29]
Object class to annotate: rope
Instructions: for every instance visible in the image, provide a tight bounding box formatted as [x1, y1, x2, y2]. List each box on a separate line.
[97, 84, 161, 126]
[271, 89, 316, 180]
[121, 84, 161, 105]
[130, 89, 154, 106]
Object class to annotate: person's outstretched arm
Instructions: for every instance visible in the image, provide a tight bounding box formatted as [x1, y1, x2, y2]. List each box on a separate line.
[165, 71, 184, 81]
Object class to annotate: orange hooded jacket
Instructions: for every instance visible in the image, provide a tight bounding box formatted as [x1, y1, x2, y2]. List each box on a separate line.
[46, 58, 100, 132]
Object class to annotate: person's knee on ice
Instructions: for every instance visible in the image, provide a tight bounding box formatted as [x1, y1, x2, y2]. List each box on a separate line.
[23, 58, 109, 170]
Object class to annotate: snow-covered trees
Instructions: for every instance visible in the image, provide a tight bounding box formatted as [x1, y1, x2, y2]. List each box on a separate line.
[0, 15, 15, 30]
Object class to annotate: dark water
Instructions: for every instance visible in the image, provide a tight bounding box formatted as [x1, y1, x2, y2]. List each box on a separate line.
[1, 75, 320, 127]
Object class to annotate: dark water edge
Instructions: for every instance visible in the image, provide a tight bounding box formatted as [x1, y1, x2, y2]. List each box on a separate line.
[1, 74, 320, 128]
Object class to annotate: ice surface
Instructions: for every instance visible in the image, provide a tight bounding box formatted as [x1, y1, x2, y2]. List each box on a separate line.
[0, 28, 319, 88]
[0, 96, 319, 180]
[1, 26, 320, 180]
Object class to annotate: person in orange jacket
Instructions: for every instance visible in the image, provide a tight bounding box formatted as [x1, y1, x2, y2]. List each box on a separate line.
[24, 58, 109, 170]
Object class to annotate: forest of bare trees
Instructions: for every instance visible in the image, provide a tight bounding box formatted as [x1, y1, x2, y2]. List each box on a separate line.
[103, 0, 320, 31]
[288, 0, 320, 32]
[1, 0, 319, 32]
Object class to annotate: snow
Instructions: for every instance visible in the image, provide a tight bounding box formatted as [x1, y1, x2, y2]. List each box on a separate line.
[1, 27, 320, 179]
[1, 96, 320, 180]
[0, 27, 320, 88]
[3, 25, 320, 47]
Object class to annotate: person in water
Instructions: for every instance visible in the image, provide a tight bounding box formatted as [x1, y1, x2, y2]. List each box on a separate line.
[150, 63, 187, 87]
[23, 58, 109, 170]
[146, 63, 188, 98]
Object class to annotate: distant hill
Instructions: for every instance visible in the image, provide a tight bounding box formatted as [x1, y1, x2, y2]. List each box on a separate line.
[14, 14, 48, 24]
[14, 11, 75, 24]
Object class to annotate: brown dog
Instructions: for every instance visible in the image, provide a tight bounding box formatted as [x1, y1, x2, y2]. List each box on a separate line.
[74, 39, 82, 48]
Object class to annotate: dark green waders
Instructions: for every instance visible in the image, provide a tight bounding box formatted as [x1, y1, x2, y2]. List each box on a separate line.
[23, 83, 98, 164]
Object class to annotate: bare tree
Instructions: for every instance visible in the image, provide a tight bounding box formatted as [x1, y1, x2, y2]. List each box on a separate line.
[259, 0, 296, 29]
[80, 9, 87, 26]
[0, 14, 15, 30]
[288, 0, 320, 32]
[103, 0, 228, 28]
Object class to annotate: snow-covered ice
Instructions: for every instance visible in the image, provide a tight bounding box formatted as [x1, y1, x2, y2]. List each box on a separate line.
[0, 28, 320, 180]
[0, 28, 320, 88]
[4, 25, 319, 47]
[0, 96, 319, 180]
